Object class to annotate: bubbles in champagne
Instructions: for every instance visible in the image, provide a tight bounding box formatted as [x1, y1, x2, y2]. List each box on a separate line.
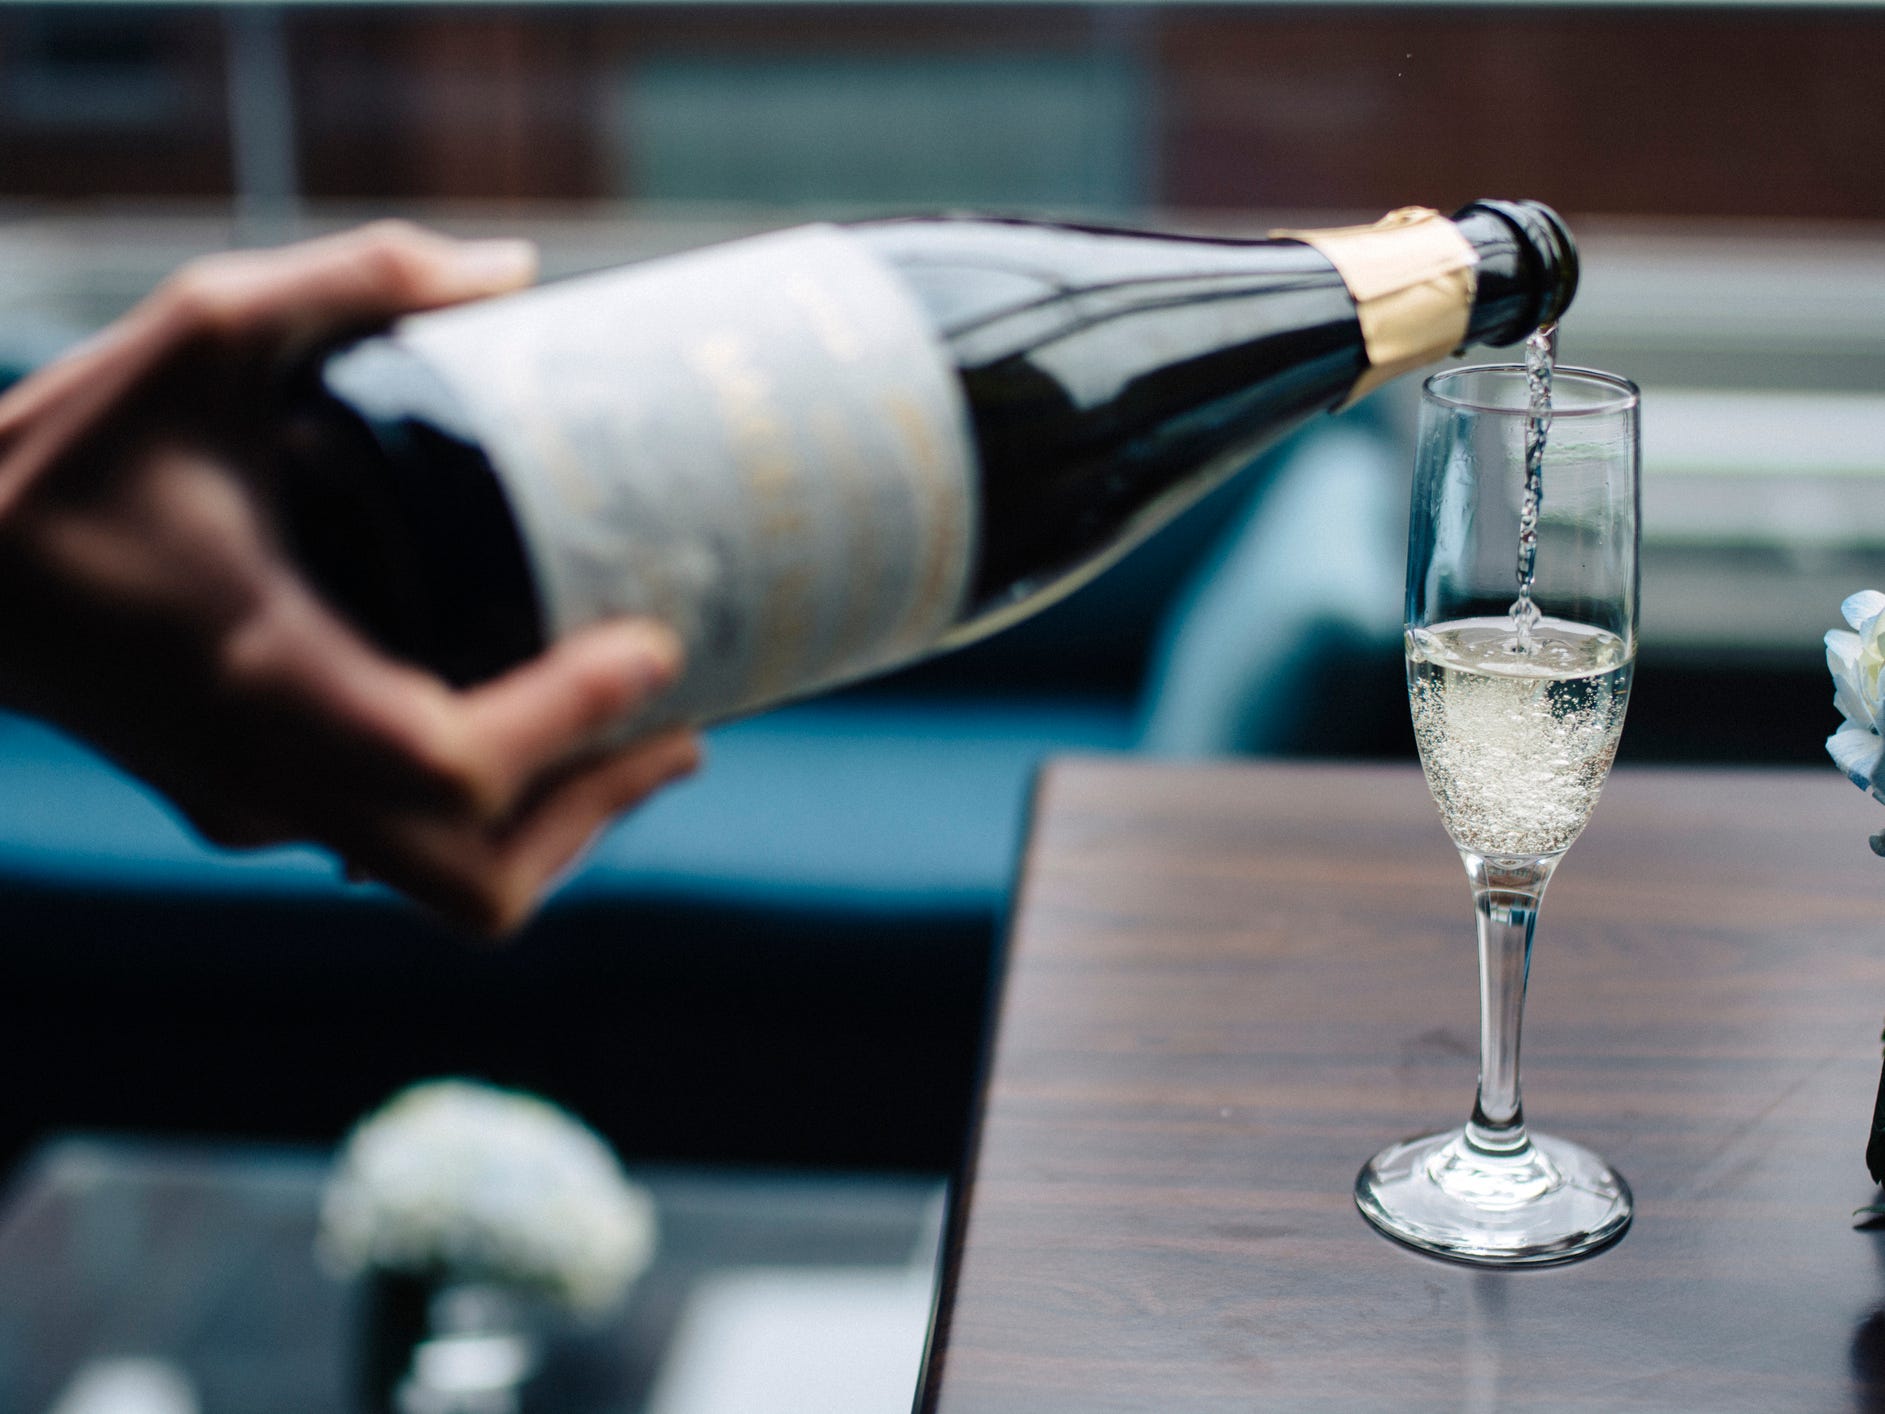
[1408, 616, 1631, 858]
[1506, 323, 1557, 652]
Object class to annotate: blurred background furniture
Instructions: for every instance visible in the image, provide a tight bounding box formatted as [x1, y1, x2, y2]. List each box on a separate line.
[0, 1136, 946, 1413]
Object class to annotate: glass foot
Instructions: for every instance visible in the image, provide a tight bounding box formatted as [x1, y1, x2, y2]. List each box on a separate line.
[1355, 1128, 1631, 1267]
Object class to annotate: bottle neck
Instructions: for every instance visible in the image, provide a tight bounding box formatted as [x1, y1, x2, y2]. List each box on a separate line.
[1454, 205, 1574, 348]
[1267, 203, 1571, 405]
[862, 215, 1353, 368]
[868, 205, 1568, 413]
[900, 207, 1570, 627]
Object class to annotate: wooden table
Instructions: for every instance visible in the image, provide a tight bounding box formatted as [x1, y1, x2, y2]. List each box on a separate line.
[918, 760, 1885, 1413]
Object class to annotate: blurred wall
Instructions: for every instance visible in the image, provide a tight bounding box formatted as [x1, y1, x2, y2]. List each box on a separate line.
[3, 4, 1883, 220]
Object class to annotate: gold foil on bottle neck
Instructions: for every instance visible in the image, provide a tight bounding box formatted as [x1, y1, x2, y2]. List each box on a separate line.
[1271, 207, 1479, 406]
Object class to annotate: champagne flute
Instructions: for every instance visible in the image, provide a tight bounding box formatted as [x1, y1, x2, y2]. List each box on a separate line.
[1355, 363, 1640, 1265]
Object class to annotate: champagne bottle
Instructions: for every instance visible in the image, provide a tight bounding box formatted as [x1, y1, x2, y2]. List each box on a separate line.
[277, 199, 1576, 730]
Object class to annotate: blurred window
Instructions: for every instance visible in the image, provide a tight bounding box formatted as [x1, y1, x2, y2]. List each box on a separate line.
[618, 51, 1149, 210]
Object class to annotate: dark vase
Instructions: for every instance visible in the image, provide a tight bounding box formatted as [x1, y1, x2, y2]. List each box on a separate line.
[357, 1269, 436, 1414]
[355, 1270, 547, 1414]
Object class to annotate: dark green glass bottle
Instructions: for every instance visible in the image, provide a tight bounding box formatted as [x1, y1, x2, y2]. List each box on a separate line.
[277, 199, 1576, 728]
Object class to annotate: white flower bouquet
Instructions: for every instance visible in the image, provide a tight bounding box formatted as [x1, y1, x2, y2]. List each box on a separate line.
[1826, 592, 1885, 1192]
[1828, 590, 1885, 852]
[319, 1079, 657, 1315]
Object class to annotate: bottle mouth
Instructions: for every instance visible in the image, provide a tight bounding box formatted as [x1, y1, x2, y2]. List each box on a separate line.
[1463, 198, 1580, 331]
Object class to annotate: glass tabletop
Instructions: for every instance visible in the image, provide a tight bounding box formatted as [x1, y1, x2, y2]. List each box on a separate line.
[0, 1136, 946, 1414]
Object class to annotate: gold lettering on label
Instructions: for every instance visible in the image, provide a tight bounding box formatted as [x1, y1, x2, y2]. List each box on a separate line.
[685, 334, 799, 495]
[782, 273, 866, 364]
[761, 504, 810, 539]
[685, 333, 756, 388]
[750, 561, 818, 702]
[808, 403, 881, 671]
[886, 389, 944, 481]
[684, 331, 812, 698]
[744, 446, 796, 495]
[883, 391, 961, 637]
[490, 334, 607, 518]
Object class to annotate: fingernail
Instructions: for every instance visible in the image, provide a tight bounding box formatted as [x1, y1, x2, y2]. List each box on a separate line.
[454, 238, 538, 293]
[617, 622, 684, 693]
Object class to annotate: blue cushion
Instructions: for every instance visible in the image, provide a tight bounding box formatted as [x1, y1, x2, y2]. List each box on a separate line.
[569, 697, 1134, 914]
[0, 713, 337, 896]
[0, 698, 1134, 918]
[1141, 419, 1408, 757]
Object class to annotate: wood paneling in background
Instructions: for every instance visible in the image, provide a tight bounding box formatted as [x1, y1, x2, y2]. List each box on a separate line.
[0, 8, 230, 199]
[290, 11, 607, 203]
[1157, 7, 1885, 219]
[5, 5, 1883, 218]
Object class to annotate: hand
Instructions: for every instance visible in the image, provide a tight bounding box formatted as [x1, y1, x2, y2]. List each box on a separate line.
[0, 222, 702, 937]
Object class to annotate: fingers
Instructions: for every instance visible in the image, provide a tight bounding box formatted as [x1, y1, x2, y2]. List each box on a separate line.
[222, 594, 687, 815]
[0, 223, 537, 506]
[142, 221, 538, 362]
[456, 620, 685, 816]
[470, 727, 704, 936]
[213, 592, 697, 934]
[341, 728, 703, 938]
[0, 218, 684, 941]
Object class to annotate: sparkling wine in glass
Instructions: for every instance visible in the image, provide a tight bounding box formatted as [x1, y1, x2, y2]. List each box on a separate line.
[1355, 360, 1641, 1266]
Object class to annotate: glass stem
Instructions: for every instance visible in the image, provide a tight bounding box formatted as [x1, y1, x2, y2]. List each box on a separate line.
[1461, 852, 1558, 1156]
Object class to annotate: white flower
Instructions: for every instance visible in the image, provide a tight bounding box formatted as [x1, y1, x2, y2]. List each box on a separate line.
[318, 1079, 657, 1316]
[1829, 590, 1885, 806]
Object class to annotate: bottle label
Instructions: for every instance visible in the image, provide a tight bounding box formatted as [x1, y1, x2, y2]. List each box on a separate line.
[390, 225, 978, 728]
[1270, 208, 1479, 405]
